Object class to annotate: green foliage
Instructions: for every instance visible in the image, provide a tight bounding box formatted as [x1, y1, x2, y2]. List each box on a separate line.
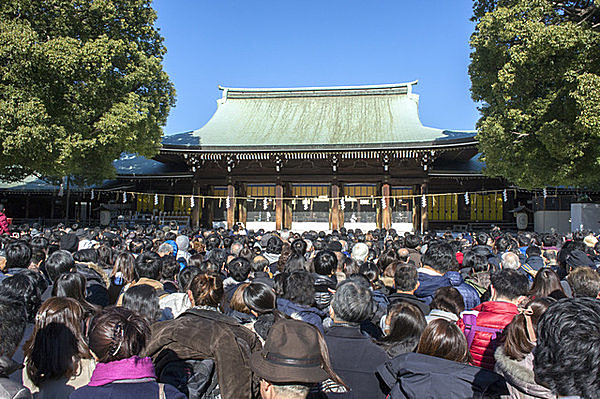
[0, 0, 176, 183]
[470, 0, 600, 188]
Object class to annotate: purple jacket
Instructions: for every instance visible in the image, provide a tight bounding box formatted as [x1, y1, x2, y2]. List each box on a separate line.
[69, 357, 185, 399]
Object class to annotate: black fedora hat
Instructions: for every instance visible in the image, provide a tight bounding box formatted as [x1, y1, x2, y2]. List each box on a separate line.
[250, 318, 329, 384]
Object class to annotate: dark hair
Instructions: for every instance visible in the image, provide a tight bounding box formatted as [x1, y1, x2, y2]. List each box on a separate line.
[394, 264, 419, 292]
[526, 245, 542, 258]
[266, 236, 283, 254]
[188, 273, 223, 307]
[378, 248, 399, 271]
[291, 239, 307, 256]
[5, 240, 32, 268]
[73, 248, 98, 264]
[331, 279, 372, 324]
[0, 273, 42, 322]
[490, 269, 529, 300]
[462, 252, 489, 274]
[379, 302, 426, 354]
[122, 284, 162, 323]
[421, 242, 456, 274]
[566, 266, 600, 298]
[243, 281, 276, 314]
[227, 257, 252, 282]
[161, 256, 180, 281]
[45, 250, 75, 283]
[24, 297, 91, 386]
[283, 270, 315, 306]
[0, 297, 27, 357]
[534, 298, 600, 398]
[134, 251, 162, 281]
[177, 266, 202, 293]
[430, 286, 464, 316]
[529, 268, 566, 299]
[284, 252, 306, 273]
[359, 261, 380, 284]
[313, 250, 337, 276]
[110, 252, 136, 283]
[504, 297, 554, 361]
[129, 239, 145, 254]
[404, 234, 420, 249]
[88, 306, 150, 363]
[251, 256, 269, 273]
[417, 319, 471, 364]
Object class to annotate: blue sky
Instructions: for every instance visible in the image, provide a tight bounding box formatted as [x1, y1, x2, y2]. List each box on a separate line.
[153, 1, 480, 135]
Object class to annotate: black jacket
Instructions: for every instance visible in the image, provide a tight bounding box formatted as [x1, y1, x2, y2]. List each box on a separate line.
[387, 292, 430, 316]
[324, 325, 388, 399]
[377, 352, 508, 399]
[313, 273, 337, 310]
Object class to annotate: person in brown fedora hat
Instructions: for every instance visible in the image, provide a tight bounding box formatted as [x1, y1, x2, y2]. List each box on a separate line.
[250, 318, 347, 399]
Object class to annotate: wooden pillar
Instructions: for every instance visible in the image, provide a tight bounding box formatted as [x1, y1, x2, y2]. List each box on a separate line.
[201, 185, 213, 229]
[382, 183, 391, 230]
[330, 184, 341, 231]
[190, 180, 201, 228]
[284, 183, 293, 230]
[238, 183, 247, 228]
[275, 183, 284, 231]
[227, 184, 236, 229]
[421, 182, 428, 233]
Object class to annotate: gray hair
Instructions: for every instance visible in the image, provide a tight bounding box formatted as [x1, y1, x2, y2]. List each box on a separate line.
[331, 280, 372, 323]
[351, 243, 369, 262]
[501, 252, 520, 270]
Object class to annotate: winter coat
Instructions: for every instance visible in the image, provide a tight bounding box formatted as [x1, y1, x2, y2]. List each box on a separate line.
[445, 270, 481, 310]
[324, 324, 389, 399]
[0, 356, 31, 399]
[387, 292, 430, 316]
[76, 264, 109, 307]
[277, 297, 326, 333]
[494, 346, 556, 399]
[414, 269, 452, 305]
[146, 308, 260, 399]
[458, 301, 519, 370]
[313, 273, 337, 310]
[69, 357, 185, 399]
[377, 352, 508, 399]
[0, 212, 9, 235]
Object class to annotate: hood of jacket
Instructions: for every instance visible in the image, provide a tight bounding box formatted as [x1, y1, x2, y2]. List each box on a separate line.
[414, 272, 451, 304]
[494, 346, 555, 398]
[377, 352, 508, 399]
[0, 356, 21, 378]
[445, 270, 465, 286]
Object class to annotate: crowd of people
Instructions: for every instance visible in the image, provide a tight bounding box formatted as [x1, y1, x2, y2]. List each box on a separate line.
[0, 221, 599, 398]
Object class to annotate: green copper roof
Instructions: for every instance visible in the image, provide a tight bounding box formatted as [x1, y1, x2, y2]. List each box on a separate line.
[164, 82, 476, 149]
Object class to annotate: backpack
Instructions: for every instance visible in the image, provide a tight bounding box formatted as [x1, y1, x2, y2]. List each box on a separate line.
[157, 358, 221, 399]
[462, 312, 504, 350]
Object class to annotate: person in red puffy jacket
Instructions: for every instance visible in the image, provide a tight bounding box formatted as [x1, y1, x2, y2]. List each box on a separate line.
[458, 269, 529, 370]
[0, 204, 9, 236]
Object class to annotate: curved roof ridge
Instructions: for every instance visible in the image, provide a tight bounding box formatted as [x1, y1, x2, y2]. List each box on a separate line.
[218, 80, 418, 92]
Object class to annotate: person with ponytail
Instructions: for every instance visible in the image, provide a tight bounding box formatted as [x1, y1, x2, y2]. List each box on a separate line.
[146, 273, 261, 399]
[69, 307, 185, 399]
[494, 297, 556, 399]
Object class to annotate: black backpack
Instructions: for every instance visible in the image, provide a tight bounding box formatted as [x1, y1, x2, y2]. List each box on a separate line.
[158, 358, 220, 399]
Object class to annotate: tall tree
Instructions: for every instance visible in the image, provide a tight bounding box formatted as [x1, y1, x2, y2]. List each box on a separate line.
[0, 0, 176, 183]
[470, 0, 600, 188]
